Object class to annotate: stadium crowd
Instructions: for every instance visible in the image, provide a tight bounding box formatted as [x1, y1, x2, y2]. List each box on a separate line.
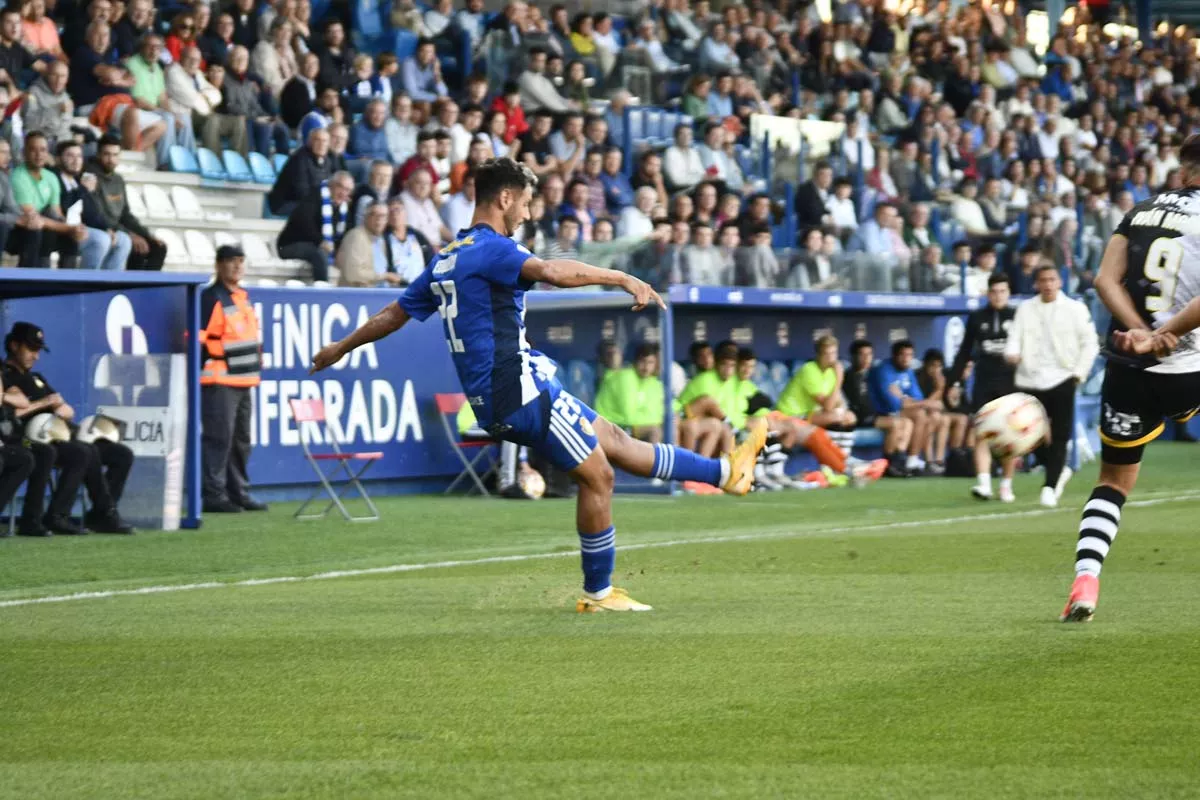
[0, 0, 1184, 288]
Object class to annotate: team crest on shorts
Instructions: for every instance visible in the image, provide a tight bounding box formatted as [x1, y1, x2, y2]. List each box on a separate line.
[1103, 403, 1141, 436]
[579, 417, 595, 437]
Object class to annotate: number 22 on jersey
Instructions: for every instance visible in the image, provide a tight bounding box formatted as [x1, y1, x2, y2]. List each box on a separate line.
[431, 279, 465, 353]
[1145, 237, 1184, 313]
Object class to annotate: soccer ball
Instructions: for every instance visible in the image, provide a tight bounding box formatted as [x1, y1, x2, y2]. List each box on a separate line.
[519, 469, 546, 499]
[974, 393, 1049, 460]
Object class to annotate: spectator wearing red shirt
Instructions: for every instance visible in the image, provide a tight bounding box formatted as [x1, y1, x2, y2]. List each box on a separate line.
[393, 130, 440, 197]
[488, 80, 528, 144]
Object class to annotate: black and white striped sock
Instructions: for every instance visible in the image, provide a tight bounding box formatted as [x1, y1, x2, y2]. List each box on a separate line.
[1075, 485, 1126, 577]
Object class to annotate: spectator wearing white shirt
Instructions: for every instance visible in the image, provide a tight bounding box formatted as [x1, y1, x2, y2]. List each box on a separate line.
[423, 0, 453, 38]
[1037, 117, 1061, 161]
[825, 176, 858, 234]
[699, 21, 738, 73]
[441, 170, 475, 235]
[663, 124, 705, 193]
[399, 168, 450, 247]
[1004, 265, 1098, 507]
[548, 111, 585, 166]
[167, 46, 248, 154]
[453, 0, 486, 50]
[385, 93, 419, 164]
[631, 17, 681, 74]
[695, 123, 733, 185]
[841, 118, 874, 173]
[617, 186, 657, 239]
[385, 200, 429, 284]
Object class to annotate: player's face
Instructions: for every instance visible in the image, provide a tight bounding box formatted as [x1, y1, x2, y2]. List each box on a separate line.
[716, 357, 736, 381]
[635, 354, 658, 379]
[502, 185, 533, 237]
[818, 344, 837, 368]
[1036, 269, 1061, 301]
[736, 358, 756, 381]
[12, 343, 38, 370]
[987, 281, 1010, 309]
[894, 347, 913, 370]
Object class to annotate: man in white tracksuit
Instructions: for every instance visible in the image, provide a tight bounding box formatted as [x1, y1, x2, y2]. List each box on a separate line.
[1005, 264, 1100, 507]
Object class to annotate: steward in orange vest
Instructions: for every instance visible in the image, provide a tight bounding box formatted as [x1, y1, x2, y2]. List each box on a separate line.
[200, 245, 267, 514]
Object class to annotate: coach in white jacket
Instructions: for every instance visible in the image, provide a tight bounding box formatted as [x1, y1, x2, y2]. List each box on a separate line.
[166, 47, 249, 156]
[1005, 264, 1099, 508]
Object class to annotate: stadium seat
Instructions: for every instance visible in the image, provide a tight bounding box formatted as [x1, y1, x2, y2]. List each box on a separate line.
[392, 28, 419, 62]
[853, 428, 886, 448]
[289, 397, 383, 521]
[284, 279, 307, 287]
[168, 145, 199, 174]
[154, 228, 189, 265]
[170, 186, 204, 221]
[644, 109, 663, 145]
[197, 147, 227, 181]
[626, 108, 645, 144]
[434, 392, 497, 496]
[272, 152, 288, 174]
[257, 278, 279, 286]
[222, 150, 253, 182]
[213, 231, 239, 248]
[248, 152, 275, 185]
[241, 232, 274, 262]
[184, 230, 216, 264]
[141, 184, 177, 220]
[125, 184, 150, 220]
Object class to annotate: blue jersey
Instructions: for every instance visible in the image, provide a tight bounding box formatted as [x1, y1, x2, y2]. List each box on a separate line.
[868, 361, 925, 414]
[398, 223, 558, 425]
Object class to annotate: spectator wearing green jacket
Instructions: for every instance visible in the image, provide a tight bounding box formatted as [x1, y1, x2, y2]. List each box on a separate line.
[124, 34, 196, 166]
[593, 343, 666, 440]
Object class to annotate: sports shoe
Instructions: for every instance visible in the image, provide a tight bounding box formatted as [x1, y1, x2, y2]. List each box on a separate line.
[998, 484, 1015, 503]
[753, 464, 784, 491]
[1061, 573, 1099, 622]
[1039, 486, 1058, 508]
[971, 484, 993, 500]
[1055, 467, 1074, 501]
[576, 587, 653, 613]
[721, 425, 767, 495]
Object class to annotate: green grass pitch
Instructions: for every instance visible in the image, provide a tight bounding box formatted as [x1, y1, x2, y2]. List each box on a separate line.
[3, 445, 1200, 799]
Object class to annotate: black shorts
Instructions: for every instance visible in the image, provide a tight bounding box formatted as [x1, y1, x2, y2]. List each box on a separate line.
[1100, 362, 1200, 464]
[971, 377, 1016, 414]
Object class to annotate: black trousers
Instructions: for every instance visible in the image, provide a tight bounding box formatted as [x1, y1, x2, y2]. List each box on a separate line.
[0, 444, 34, 512]
[23, 439, 134, 522]
[201, 385, 252, 504]
[5, 225, 78, 269]
[1026, 378, 1076, 489]
[278, 241, 329, 282]
[128, 238, 167, 271]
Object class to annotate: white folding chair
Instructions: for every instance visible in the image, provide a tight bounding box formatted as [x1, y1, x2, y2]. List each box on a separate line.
[154, 228, 190, 265]
[184, 229, 216, 264]
[289, 398, 382, 522]
[241, 232, 274, 263]
[213, 231, 240, 248]
[125, 184, 150, 220]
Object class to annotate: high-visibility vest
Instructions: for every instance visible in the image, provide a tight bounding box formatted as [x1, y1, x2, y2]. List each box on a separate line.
[199, 281, 262, 388]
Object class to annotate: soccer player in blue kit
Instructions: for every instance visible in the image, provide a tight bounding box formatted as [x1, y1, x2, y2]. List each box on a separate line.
[312, 159, 766, 612]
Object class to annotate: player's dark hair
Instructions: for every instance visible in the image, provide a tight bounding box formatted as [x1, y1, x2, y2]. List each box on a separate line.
[1034, 263, 1060, 278]
[736, 347, 756, 363]
[98, 133, 122, 151]
[634, 343, 659, 362]
[714, 341, 739, 361]
[892, 339, 915, 356]
[850, 339, 873, 358]
[474, 158, 538, 206]
[689, 340, 711, 360]
[1179, 133, 1200, 168]
[987, 273, 1009, 287]
[922, 348, 944, 365]
[1020, 242, 1041, 255]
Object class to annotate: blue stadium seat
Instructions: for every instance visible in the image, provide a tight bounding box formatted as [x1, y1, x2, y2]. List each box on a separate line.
[168, 145, 198, 174]
[248, 151, 275, 185]
[644, 109, 663, 141]
[626, 108, 645, 143]
[197, 147, 227, 180]
[853, 428, 886, 448]
[222, 150, 253, 182]
[352, 0, 388, 53]
[768, 361, 792, 394]
[273, 152, 288, 174]
[678, 114, 693, 130]
[565, 360, 597, 406]
[393, 28, 419, 63]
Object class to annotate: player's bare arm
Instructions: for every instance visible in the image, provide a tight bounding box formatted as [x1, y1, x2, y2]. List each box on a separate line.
[311, 302, 411, 373]
[520, 257, 666, 311]
[1094, 234, 1152, 332]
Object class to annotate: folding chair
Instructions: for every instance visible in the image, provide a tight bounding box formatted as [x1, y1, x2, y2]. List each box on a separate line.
[289, 398, 382, 522]
[435, 393, 498, 496]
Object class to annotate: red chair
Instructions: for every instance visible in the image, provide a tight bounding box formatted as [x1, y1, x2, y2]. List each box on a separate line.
[289, 398, 383, 522]
[435, 393, 498, 495]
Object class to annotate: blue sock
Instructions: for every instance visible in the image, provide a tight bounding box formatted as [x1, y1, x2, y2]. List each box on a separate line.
[651, 443, 723, 485]
[579, 526, 616, 593]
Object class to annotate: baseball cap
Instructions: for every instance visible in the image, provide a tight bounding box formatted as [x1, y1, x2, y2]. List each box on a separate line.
[6, 321, 48, 352]
[215, 244, 245, 262]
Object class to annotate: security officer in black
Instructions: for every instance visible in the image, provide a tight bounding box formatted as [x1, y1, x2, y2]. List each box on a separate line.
[1, 323, 134, 535]
[0, 373, 34, 536]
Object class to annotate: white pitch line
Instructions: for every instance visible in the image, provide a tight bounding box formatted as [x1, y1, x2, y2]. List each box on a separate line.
[1, 491, 1198, 610]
